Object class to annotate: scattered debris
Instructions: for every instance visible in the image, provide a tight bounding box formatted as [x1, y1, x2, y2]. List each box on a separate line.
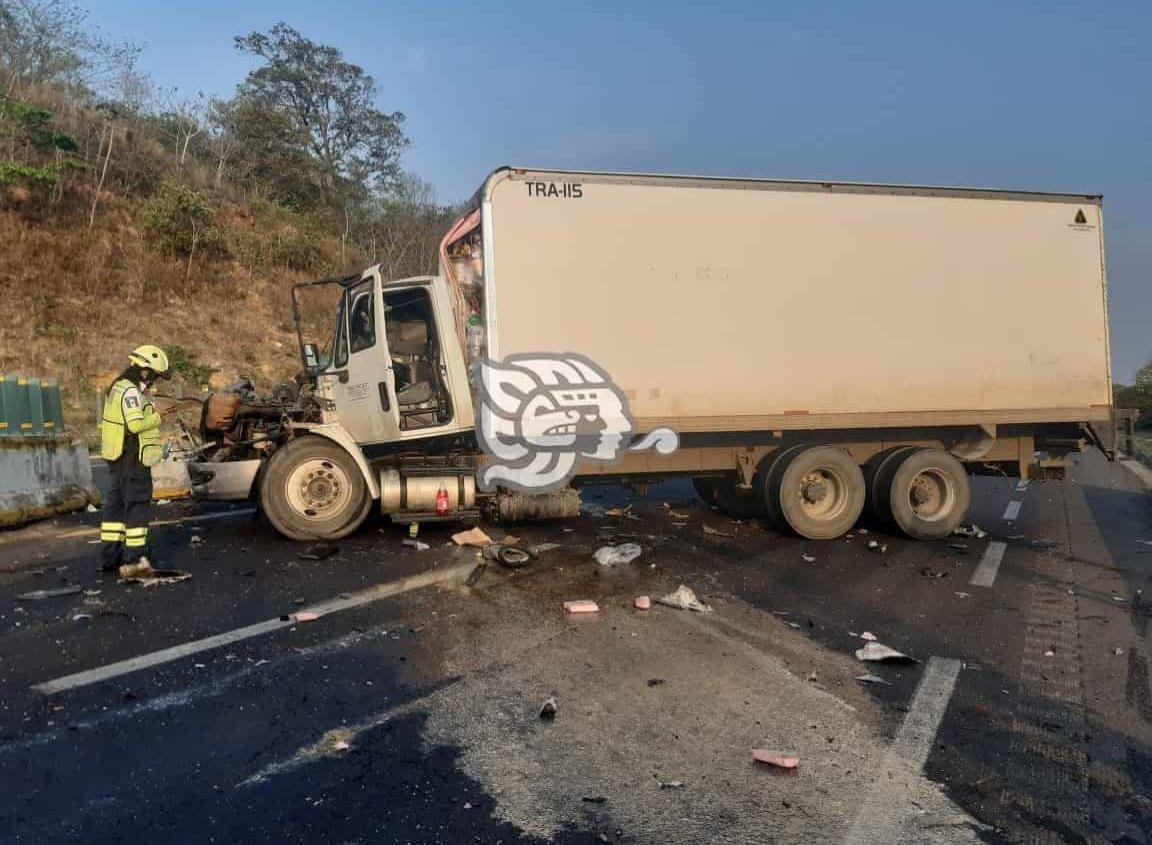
[605, 505, 635, 518]
[189, 535, 205, 548]
[855, 674, 892, 686]
[752, 749, 800, 769]
[402, 539, 430, 551]
[857, 528, 869, 535]
[952, 523, 988, 539]
[121, 569, 192, 587]
[333, 740, 350, 751]
[564, 599, 600, 614]
[946, 542, 968, 551]
[954, 591, 971, 599]
[860, 631, 878, 641]
[293, 611, 320, 623]
[582, 796, 607, 804]
[1043, 649, 1055, 657]
[1112, 596, 1127, 603]
[465, 562, 487, 587]
[298, 543, 338, 561]
[867, 540, 887, 554]
[496, 546, 532, 568]
[539, 697, 558, 720]
[16, 585, 83, 601]
[665, 508, 691, 520]
[452, 527, 493, 547]
[703, 524, 734, 537]
[528, 542, 562, 555]
[802, 554, 816, 562]
[658, 780, 685, 789]
[634, 595, 651, 610]
[647, 678, 666, 687]
[593, 543, 642, 566]
[788, 622, 802, 629]
[656, 585, 712, 613]
[71, 613, 93, 622]
[855, 642, 919, 663]
[155, 498, 171, 506]
[83, 589, 101, 597]
[1114, 647, 1125, 656]
[919, 567, 949, 579]
[86, 503, 98, 513]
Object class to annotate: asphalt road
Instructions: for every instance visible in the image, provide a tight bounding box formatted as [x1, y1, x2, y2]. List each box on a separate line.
[0, 449, 1149, 844]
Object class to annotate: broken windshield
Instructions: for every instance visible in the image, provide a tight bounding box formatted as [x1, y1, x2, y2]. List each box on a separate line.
[292, 278, 352, 373]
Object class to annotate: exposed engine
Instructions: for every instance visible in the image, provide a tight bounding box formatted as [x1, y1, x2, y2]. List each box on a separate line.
[197, 377, 319, 462]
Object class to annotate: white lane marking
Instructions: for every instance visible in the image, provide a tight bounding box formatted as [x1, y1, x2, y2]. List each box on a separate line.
[31, 561, 476, 695]
[970, 541, 1007, 587]
[1002, 500, 1022, 521]
[51, 508, 258, 540]
[844, 658, 969, 844]
[1015, 479, 1030, 491]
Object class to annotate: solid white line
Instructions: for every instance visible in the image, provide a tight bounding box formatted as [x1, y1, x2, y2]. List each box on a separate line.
[31, 561, 476, 695]
[970, 541, 1007, 587]
[889, 657, 963, 770]
[1002, 500, 1022, 521]
[51, 508, 258, 540]
[844, 657, 966, 844]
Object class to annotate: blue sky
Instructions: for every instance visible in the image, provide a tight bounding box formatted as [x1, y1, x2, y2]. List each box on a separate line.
[90, 0, 1150, 380]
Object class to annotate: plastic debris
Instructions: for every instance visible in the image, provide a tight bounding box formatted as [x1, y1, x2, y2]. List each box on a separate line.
[402, 539, 430, 551]
[703, 524, 734, 537]
[860, 631, 878, 641]
[655, 585, 712, 613]
[593, 543, 642, 566]
[189, 535, 205, 548]
[952, 524, 988, 539]
[867, 540, 888, 554]
[16, 586, 83, 601]
[496, 546, 532, 568]
[155, 498, 171, 506]
[634, 595, 651, 610]
[855, 674, 891, 686]
[955, 591, 971, 599]
[452, 527, 493, 547]
[802, 554, 816, 563]
[855, 642, 919, 663]
[1114, 647, 1125, 656]
[121, 569, 191, 587]
[1043, 649, 1055, 657]
[293, 611, 320, 622]
[528, 542, 562, 555]
[72, 613, 93, 622]
[564, 599, 600, 614]
[298, 543, 338, 560]
[86, 503, 98, 513]
[658, 780, 685, 789]
[752, 749, 800, 769]
[334, 740, 350, 751]
[539, 696, 557, 720]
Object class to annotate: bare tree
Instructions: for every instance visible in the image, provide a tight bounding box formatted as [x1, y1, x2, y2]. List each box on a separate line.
[206, 97, 242, 187]
[155, 87, 206, 170]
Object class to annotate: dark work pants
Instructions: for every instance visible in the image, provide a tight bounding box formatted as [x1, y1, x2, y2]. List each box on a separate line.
[99, 455, 153, 568]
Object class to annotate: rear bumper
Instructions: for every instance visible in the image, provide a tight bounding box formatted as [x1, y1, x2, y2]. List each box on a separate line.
[188, 459, 262, 501]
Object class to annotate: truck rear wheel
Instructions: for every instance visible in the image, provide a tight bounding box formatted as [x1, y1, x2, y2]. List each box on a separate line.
[260, 436, 372, 541]
[879, 448, 970, 540]
[766, 445, 866, 539]
[863, 446, 919, 521]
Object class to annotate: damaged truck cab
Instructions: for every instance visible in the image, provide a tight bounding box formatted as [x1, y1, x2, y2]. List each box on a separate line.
[190, 167, 1115, 543]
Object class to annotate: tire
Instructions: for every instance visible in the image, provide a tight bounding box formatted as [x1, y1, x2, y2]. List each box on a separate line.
[879, 448, 971, 540]
[863, 446, 920, 523]
[757, 445, 809, 527]
[260, 436, 372, 541]
[693, 475, 765, 518]
[765, 445, 866, 540]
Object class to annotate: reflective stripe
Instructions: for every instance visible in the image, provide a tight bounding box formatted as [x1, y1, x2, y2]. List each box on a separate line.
[124, 536, 147, 548]
[101, 522, 127, 531]
[100, 532, 124, 542]
[124, 527, 148, 538]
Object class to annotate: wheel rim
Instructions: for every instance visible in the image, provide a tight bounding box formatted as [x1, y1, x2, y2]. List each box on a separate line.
[795, 467, 850, 522]
[285, 458, 353, 522]
[907, 467, 956, 522]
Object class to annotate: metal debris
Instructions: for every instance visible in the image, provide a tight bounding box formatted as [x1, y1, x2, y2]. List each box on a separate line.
[703, 524, 735, 537]
[867, 540, 887, 554]
[860, 631, 878, 641]
[952, 524, 988, 539]
[658, 780, 686, 789]
[855, 642, 919, 663]
[121, 569, 192, 587]
[855, 674, 892, 686]
[16, 586, 83, 601]
[402, 539, 430, 551]
[298, 543, 338, 560]
[528, 542, 562, 555]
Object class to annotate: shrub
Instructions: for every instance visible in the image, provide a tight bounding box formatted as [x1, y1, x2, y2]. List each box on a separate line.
[164, 345, 215, 387]
[142, 182, 223, 259]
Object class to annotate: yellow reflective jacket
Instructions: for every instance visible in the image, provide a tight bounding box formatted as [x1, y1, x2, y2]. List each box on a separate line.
[100, 378, 163, 466]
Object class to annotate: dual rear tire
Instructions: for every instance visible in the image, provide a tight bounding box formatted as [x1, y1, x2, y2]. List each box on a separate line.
[698, 444, 970, 541]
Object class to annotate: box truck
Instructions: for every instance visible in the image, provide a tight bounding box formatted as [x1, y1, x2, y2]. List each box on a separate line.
[188, 168, 1113, 542]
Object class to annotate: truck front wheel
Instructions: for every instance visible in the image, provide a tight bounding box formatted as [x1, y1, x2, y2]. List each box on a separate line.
[878, 448, 970, 540]
[260, 437, 372, 541]
[766, 445, 866, 540]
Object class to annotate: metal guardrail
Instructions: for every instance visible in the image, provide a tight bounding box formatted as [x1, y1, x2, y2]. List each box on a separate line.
[0, 374, 65, 436]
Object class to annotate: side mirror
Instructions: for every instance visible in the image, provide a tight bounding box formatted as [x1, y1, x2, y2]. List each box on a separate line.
[302, 343, 319, 370]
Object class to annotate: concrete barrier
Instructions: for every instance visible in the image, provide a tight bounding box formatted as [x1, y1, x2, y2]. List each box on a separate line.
[0, 437, 99, 527]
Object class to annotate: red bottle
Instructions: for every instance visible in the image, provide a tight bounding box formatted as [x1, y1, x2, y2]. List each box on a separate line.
[436, 483, 450, 515]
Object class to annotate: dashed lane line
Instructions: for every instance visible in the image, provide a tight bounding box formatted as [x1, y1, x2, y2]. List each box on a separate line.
[30, 561, 477, 695]
[970, 541, 1007, 588]
[1016, 479, 1031, 492]
[1003, 500, 1023, 521]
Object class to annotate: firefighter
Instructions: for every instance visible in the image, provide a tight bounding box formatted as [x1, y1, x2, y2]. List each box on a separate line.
[98, 345, 171, 573]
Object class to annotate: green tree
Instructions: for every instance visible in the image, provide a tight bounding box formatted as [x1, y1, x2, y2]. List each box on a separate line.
[233, 23, 408, 195]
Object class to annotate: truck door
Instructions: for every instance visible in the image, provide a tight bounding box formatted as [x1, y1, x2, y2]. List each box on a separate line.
[323, 274, 400, 444]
